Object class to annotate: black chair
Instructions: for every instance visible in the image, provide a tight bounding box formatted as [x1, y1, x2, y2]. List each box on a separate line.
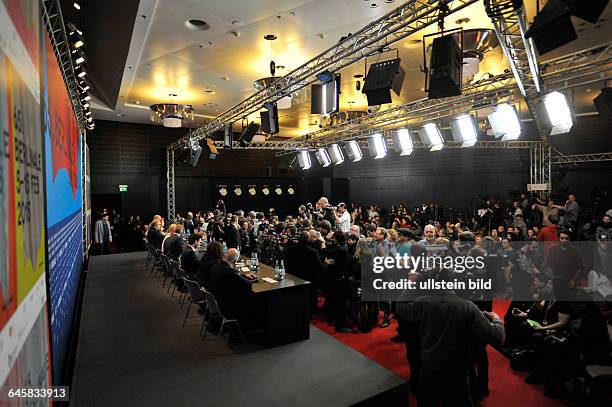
[144, 240, 153, 267]
[201, 290, 244, 343]
[182, 279, 208, 335]
[160, 254, 173, 287]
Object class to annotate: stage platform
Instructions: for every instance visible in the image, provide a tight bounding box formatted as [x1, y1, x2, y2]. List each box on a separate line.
[70, 252, 407, 407]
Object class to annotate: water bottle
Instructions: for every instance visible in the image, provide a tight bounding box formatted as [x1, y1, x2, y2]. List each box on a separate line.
[274, 260, 280, 280]
[278, 260, 285, 280]
[253, 252, 259, 270]
[223, 241, 227, 253]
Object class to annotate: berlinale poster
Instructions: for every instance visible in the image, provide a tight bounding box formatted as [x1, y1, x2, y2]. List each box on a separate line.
[41, 18, 83, 383]
[0, 0, 52, 397]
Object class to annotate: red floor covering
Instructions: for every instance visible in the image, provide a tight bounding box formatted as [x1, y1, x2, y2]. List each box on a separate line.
[311, 300, 563, 407]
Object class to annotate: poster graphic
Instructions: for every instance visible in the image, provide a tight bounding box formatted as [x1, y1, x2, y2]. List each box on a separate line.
[41, 30, 83, 382]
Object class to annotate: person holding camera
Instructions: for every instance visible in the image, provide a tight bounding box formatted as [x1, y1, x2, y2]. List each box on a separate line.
[318, 197, 337, 228]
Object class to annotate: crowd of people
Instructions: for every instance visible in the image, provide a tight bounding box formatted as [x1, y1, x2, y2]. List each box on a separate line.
[129, 190, 612, 405]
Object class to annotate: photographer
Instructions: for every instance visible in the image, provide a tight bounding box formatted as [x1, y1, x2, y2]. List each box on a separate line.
[318, 197, 337, 227]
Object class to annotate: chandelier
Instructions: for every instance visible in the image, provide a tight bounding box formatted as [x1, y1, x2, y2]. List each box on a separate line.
[149, 94, 194, 128]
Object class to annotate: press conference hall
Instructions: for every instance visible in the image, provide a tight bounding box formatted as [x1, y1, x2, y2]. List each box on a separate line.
[2, 0, 612, 406]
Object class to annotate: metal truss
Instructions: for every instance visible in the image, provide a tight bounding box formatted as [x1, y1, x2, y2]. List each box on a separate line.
[167, 149, 175, 221]
[41, 0, 86, 132]
[168, 0, 479, 151]
[485, 1, 541, 99]
[210, 141, 306, 150]
[552, 152, 612, 165]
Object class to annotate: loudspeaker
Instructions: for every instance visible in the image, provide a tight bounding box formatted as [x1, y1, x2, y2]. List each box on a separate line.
[260, 102, 279, 134]
[238, 122, 260, 146]
[362, 58, 405, 106]
[594, 87, 612, 119]
[311, 75, 341, 114]
[566, 0, 608, 24]
[186, 144, 202, 167]
[223, 124, 233, 148]
[525, 0, 576, 55]
[428, 34, 462, 99]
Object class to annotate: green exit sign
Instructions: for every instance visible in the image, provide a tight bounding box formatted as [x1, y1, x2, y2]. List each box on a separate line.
[119, 184, 128, 192]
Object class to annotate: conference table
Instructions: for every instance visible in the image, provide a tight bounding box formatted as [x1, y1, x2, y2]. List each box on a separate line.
[196, 247, 311, 347]
[240, 259, 311, 347]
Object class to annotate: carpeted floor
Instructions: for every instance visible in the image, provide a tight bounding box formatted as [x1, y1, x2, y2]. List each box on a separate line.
[70, 252, 405, 407]
[311, 300, 563, 407]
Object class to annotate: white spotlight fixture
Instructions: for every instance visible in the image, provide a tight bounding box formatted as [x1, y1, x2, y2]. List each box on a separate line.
[488, 103, 521, 141]
[345, 140, 363, 162]
[315, 148, 331, 167]
[450, 114, 478, 147]
[73, 2, 81, 10]
[297, 150, 312, 170]
[368, 133, 387, 159]
[542, 91, 573, 135]
[418, 123, 444, 151]
[327, 143, 344, 165]
[82, 95, 91, 102]
[393, 128, 413, 156]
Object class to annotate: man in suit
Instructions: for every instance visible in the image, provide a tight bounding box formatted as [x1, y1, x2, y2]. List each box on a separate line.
[180, 234, 201, 280]
[286, 231, 324, 316]
[183, 212, 195, 235]
[146, 218, 165, 250]
[224, 215, 241, 250]
[163, 223, 185, 261]
[94, 212, 112, 254]
[209, 248, 253, 340]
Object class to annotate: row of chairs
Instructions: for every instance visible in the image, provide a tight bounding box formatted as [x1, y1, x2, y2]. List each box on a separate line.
[144, 241, 245, 343]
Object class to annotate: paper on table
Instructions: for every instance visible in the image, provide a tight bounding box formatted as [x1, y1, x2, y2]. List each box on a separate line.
[261, 277, 279, 284]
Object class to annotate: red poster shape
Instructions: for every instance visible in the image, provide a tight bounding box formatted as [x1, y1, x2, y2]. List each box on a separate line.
[45, 36, 79, 198]
[6, 0, 39, 70]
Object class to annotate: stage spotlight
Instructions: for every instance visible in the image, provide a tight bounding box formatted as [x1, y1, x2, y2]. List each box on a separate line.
[450, 114, 478, 147]
[393, 128, 414, 156]
[328, 143, 344, 165]
[542, 91, 573, 135]
[345, 140, 363, 162]
[81, 95, 91, 102]
[315, 148, 332, 167]
[75, 66, 86, 78]
[488, 103, 521, 141]
[297, 150, 312, 170]
[73, 49, 85, 65]
[418, 123, 444, 151]
[67, 23, 84, 49]
[368, 133, 387, 159]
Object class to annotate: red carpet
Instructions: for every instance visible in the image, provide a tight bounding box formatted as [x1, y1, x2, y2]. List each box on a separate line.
[311, 299, 563, 407]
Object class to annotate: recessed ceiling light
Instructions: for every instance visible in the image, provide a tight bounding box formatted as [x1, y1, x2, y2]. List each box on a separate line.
[585, 88, 592, 93]
[353, 74, 364, 78]
[455, 18, 470, 24]
[231, 20, 243, 27]
[404, 39, 422, 48]
[185, 19, 210, 31]
[135, 100, 140, 104]
[369, 2, 379, 8]
[204, 90, 215, 93]
[264, 34, 277, 41]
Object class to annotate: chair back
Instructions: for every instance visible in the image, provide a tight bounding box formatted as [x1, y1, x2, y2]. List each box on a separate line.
[183, 278, 205, 302]
[160, 254, 172, 275]
[202, 290, 222, 318]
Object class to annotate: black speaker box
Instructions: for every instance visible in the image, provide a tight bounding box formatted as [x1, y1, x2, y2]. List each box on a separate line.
[362, 58, 405, 106]
[260, 102, 279, 134]
[223, 124, 233, 148]
[238, 122, 260, 146]
[187, 145, 202, 167]
[525, 0, 576, 55]
[594, 88, 612, 119]
[428, 35, 462, 99]
[566, 0, 608, 24]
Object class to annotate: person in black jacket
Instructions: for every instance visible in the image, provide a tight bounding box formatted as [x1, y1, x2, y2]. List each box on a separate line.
[183, 212, 195, 235]
[398, 269, 505, 407]
[179, 234, 201, 280]
[163, 223, 185, 261]
[197, 241, 224, 290]
[286, 231, 324, 316]
[322, 231, 350, 333]
[146, 219, 165, 250]
[209, 248, 253, 340]
[225, 215, 241, 250]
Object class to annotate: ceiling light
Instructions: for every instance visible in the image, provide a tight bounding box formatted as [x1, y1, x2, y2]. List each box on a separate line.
[418, 123, 444, 151]
[82, 95, 91, 102]
[450, 114, 478, 147]
[75, 66, 86, 78]
[368, 133, 387, 159]
[185, 19, 210, 31]
[315, 148, 331, 167]
[75, 55, 85, 65]
[297, 150, 312, 170]
[73, 2, 80, 10]
[328, 144, 345, 165]
[345, 140, 363, 162]
[82, 102, 89, 109]
[150, 97, 194, 128]
[393, 128, 413, 156]
[488, 103, 521, 141]
[542, 91, 573, 135]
